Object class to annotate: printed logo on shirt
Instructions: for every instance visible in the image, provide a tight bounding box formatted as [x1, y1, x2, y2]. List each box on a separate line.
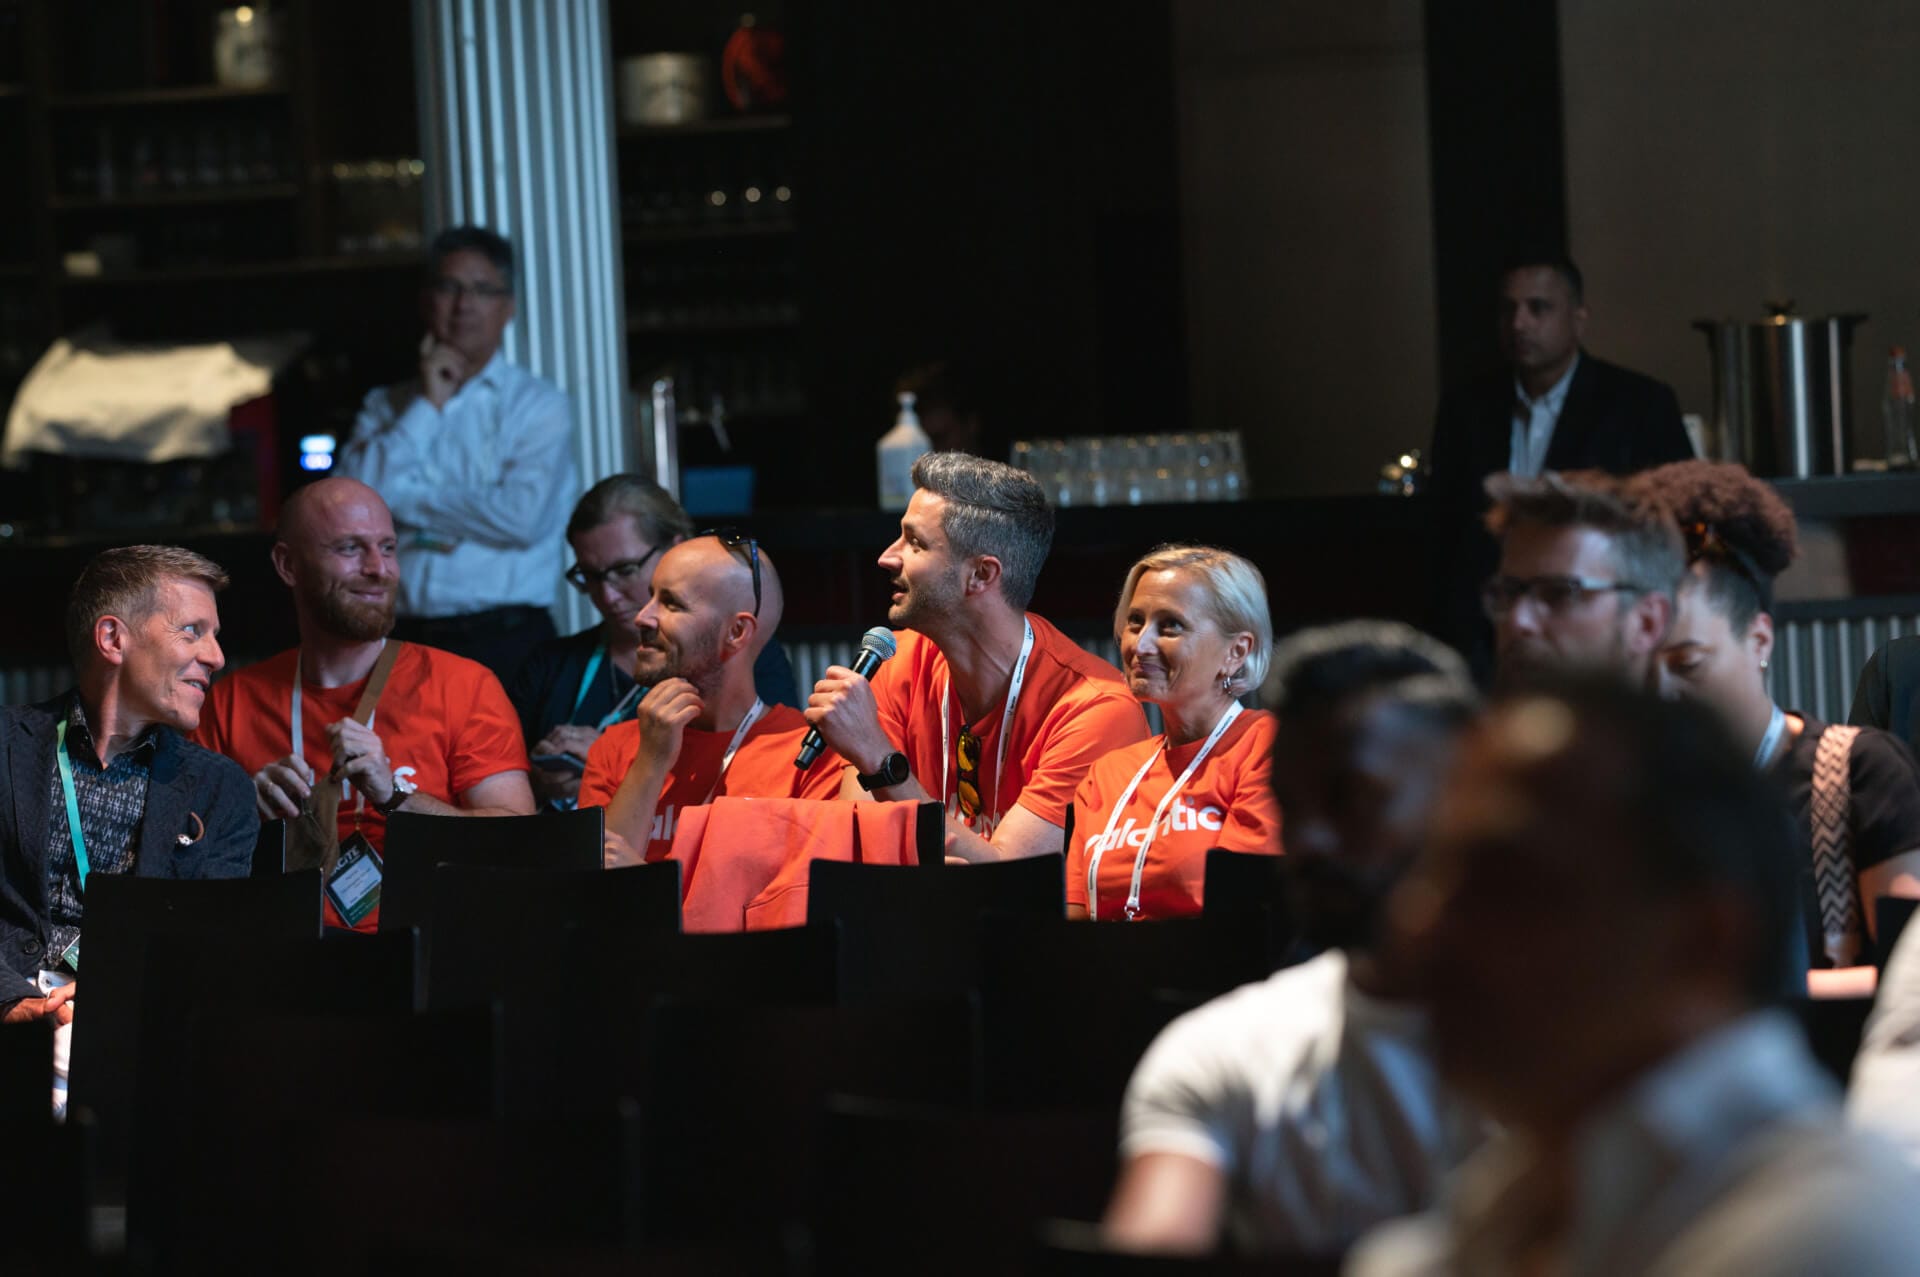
[652, 805, 679, 845]
[1082, 799, 1225, 855]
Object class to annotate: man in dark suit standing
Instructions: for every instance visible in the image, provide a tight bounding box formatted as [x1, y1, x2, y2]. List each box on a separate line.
[1429, 253, 1695, 673]
[0, 545, 255, 1115]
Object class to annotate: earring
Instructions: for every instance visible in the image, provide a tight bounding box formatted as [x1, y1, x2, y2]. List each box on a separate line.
[1220, 671, 1235, 694]
[1760, 658, 1770, 672]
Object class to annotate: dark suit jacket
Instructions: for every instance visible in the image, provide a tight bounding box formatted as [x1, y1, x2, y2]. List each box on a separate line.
[0, 694, 256, 1008]
[1427, 352, 1697, 666]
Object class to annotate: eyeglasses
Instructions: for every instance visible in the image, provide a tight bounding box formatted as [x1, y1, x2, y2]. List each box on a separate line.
[956, 725, 982, 822]
[1480, 574, 1646, 619]
[430, 278, 511, 302]
[700, 527, 762, 617]
[565, 544, 661, 593]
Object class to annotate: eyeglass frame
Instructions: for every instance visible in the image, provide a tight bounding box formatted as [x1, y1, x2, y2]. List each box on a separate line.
[564, 543, 663, 593]
[699, 527, 762, 618]
[1480, 573, 1649, 620]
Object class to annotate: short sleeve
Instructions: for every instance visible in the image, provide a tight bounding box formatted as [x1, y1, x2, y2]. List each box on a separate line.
[447, 663, 532, 798]
[1853, 648, 1893, 731]
[1013, 693, 1150, 829]
[578, 723, 635, 809]
[1065, 767, 1110, 909]
[1119, 1003, 1241, 1171]
[1846, 729, 1920, 870]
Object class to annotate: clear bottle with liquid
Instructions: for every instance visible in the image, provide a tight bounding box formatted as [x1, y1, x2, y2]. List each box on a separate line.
[876, 391, 931, 511]
[1887, 347, 1918, 471]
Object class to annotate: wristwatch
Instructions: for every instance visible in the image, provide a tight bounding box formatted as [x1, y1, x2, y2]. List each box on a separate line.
[373, 774, 418, 816]
[856, 751, 910, 793]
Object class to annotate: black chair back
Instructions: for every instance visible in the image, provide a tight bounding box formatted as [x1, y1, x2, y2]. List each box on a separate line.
[808, 853, 1064, 1003]
[1202, 848, 1287, 915]
[252, 817, 287, 876]
[425, 861, 681, 1010]
[635, 995, 978, 1242]
[976, 911, 1268, 1109]
[501, 924, 841, 1119]
[67, 869, 324, 1175]
[815, 1097, 1116, 1275]
[0, 1020, 56, 1124]
[1036, 1219, 1344, 1276]
[379, 807, 603, 934]
[128, 928, 421, 1252]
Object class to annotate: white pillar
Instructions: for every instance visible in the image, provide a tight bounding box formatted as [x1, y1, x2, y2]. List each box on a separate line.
[412, 0, 629, 633]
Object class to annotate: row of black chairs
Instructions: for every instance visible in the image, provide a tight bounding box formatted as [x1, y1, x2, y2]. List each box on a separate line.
[2, 811, 1303, 1273]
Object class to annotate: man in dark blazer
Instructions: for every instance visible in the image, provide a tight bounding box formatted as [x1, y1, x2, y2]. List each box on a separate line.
[1428, 254, 1696, 673]
[1, 546, 254, 1109]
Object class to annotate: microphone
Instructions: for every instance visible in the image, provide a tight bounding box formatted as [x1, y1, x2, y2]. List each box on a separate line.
[796, 626, 897, 768]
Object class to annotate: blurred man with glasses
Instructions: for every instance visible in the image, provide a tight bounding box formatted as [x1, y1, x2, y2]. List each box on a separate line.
[578, 532, 840, 864]
[1480, 470, 1685, 689]
[338, 225, 576, 685]
[508, 475, 798, 808]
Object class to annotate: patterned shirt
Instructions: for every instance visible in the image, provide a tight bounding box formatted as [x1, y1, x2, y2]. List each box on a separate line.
[44, 696, 156, 968]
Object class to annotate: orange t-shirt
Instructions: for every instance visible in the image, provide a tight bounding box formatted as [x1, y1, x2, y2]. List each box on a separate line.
[1067, 709, 1281, 920]
[192, 643, 530, 929]
[577, 703, 844, 862]
[869, 614, 1150, 838]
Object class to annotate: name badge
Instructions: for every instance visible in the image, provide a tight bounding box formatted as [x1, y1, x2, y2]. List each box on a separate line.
[325, 833, 384, 927]
[60, 935, 81, 973]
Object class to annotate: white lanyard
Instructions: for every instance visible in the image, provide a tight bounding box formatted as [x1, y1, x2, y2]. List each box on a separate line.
[1755, 703, 1788, 770]
[292, 647, 381, 813]
[702, 699, 767, 804]
[1086, 701, 1243, 920]
[938, 619, 1035, 831]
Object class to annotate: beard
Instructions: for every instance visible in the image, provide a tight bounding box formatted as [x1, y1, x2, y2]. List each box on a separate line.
[635, 624, 725, 696]
[313, 578, 397, 642]
[888, 565, 966, 632]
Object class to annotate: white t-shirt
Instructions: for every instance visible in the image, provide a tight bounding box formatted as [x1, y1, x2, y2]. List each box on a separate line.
[1120, 950, 1488, 1255]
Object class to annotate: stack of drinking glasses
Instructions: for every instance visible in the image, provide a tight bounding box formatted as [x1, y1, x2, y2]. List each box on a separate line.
[1008, 433, 1251, 508]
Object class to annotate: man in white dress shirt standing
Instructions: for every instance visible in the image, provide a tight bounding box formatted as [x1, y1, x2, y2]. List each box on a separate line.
[337, 225, 576, 684]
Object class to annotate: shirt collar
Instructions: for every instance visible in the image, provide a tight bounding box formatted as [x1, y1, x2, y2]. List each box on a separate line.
[1448, 1010, 1833, 1275]
[65, 693, 161, 767]
[470, 348, 512, 392]
[1515, 349, 1582, 413]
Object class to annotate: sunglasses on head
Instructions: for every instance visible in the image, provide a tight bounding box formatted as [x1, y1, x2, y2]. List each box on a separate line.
[956, 724, 982, 822]
[700, 527, 762, 617]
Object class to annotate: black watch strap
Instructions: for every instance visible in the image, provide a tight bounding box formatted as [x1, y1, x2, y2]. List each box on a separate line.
[856, 751, 910, 792]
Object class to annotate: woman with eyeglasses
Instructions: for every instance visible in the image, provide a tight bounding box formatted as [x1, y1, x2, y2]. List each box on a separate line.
[1632, 459, 1920, 995]
[505, 474, 796, 808]
[1067, 545, 1282, 920]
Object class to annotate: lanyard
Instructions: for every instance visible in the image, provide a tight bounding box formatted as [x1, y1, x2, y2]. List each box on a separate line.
[293, 649, 379, 817]
[570, 642, 643, 729]
[54, 717, 93, 891]
[1086, 702, 1243, 921]
[938, 619, 1036, 832]
[702, 699, 768, 803]
[1755, 703, 1788, 770]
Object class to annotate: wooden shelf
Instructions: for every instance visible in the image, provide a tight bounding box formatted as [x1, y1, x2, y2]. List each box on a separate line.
[58, 254, 424, 286]
[50, 184, 300, 211]
[624, 219, 795, 244]
[48, 84, 289, 109]
[618, 114, 790, 139]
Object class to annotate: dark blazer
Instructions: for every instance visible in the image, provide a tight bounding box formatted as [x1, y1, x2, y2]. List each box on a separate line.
[0, 693, 256, 1007]
[1427, 352, 1697, 667]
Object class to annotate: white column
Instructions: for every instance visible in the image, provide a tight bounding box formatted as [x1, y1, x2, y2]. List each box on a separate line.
[412, 0, 630, 632]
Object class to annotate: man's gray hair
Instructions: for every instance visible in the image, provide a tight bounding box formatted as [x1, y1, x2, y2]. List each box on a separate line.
[1115, 544, 1274, 696]
[1485, 469, 1686, 603]
[910, 452, 1054, 611]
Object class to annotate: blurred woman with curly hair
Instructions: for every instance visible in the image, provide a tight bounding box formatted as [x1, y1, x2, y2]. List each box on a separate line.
[1631, 459, 1920, 995]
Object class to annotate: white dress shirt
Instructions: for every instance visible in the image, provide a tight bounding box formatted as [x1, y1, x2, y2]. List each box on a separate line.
[1350, 1011, 1920, 1277]
[1121, 951, 1489, 1254]
[339, 350, 576, 619]
[1507, 352, 1580, 478]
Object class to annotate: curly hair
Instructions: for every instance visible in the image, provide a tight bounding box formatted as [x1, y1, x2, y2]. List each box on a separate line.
[1627, 460, 1797, 631]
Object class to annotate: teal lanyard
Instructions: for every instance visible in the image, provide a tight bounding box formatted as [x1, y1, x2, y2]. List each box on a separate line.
[54, 717, 93, 892]
[570, 641, 643, 729]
